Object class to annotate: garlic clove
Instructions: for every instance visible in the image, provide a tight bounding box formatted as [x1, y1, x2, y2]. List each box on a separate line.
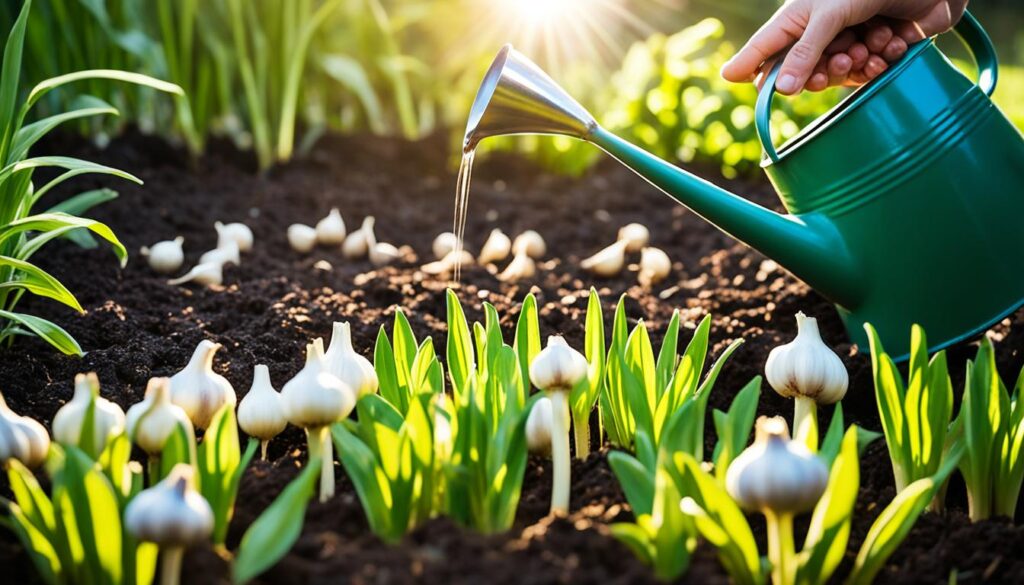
[432, 232, 460, 260]
[496, 251, 536, 282]
[617, 223, 650, 253]
[280, 347, 356, 430]
[581, 239, 629, 277]
[126, 377, 194, 456]
[525, 395, 571, 455]
[238, 365, 286, 459]
[478, 229, 512, 265]
[125, 463, 213, 547]
[324, 322, 379, 399]
[0, 392, 50, 469]
[52, 373, 126, 455]
[167, 261, 224, 286]
[342, 216, 376, 259]
[512, 230, 546, 259]
[421, 250, 474, 275]
[215, 221, 253, 253]
[369, 242, 401, 267]
[168, 340, 237, 430]
[141, 237, 185, 274]
[198, 240, 241, 267]
[638, 246, 671, 287]
[315, 208, 346, 245]
[529, 336, 588, 392]
[765, 312, 848, 405]
[725, 416, 828, 514]
[287, 223, 318, 254]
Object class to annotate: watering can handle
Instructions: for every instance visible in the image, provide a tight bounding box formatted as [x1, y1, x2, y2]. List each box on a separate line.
[755, 10, 998, 164]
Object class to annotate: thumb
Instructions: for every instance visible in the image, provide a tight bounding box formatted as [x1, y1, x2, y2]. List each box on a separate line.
[776, 10, 846, 94]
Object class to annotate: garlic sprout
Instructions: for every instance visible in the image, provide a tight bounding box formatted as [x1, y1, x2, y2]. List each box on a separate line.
[581, 239, 628, 277]
[323, 321, 379, 399]
[52, 373, 125, 456]
[478, 228, 511, 265]
[141, 237, 184, 274]
[315, 208, 346, 245]
[765, 312, 848, 451]
[167, 261, 223, 286]
[287, 223, 318, 253]
[638, 247, 671, 287]
[529, 336, 588, 514]
[125, 464, 213, 585]
[512, 230, 546, 259]
[0, 391, 50, 468]
[497, 251, 536, 282]
[126, 377, 194, 457]
[237, 365, 286, 460]
[369, 242, 401, 267]
[215, 221, 253, 253]
[421, 250, 474, 275]
[432, 231, 459, 260]
[342, 216, 376, 259]
[168, 340, 237, 430]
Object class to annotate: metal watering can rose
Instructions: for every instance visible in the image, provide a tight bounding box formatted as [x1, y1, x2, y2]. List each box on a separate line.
[464, 12, 1024, 360]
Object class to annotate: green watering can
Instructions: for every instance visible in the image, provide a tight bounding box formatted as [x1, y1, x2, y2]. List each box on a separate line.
[464, 12, 1024, 359]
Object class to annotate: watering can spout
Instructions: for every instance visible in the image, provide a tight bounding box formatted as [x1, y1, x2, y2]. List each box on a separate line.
[465, 45, 862, 306]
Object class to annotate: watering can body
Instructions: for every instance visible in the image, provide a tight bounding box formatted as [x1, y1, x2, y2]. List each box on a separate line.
[465, 13, 1024, 359]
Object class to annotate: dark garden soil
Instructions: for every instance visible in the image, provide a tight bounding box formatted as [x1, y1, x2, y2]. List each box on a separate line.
[1, 130, 1023, 584]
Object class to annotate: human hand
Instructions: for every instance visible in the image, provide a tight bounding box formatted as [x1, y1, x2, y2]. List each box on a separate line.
[721, 0, 968, 95]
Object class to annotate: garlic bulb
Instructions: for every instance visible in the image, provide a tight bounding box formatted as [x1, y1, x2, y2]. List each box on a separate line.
[581, 239, 628, 277]
[530, 336, 589, 392]
[478, 229, 512, 265]
[512, 230, 546, 259]
[497, 251, 536, 282]
[141, 237, 185, 274]
[215, 221, 253, 253]
[617, 223, 650, 253]
[324, 322, 379, 399]
[526, 395, 570, 455]
[638, 247, 671, 287]
[237, 365, 286, 460]
[166, 261, 223, 286]
[287, 223, 318, 253]
[52, 373, 126, 455]
[125, 464, 213, 585]
[421, 250, 474, 275]
[765, 312, 848, 405]
[433, 232, 459, 260]
[315, 208, 347, 245]
[126, 378, 194, 456]
[726, 416, 827, 514]
[342, 216, 376, 259]
[369, 242, 401, 267]
[0, 391, 50, 468]
[168, 340, 236, 430]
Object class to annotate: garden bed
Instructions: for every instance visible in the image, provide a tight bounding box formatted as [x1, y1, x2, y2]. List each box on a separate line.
[1, 131, 1023, 584]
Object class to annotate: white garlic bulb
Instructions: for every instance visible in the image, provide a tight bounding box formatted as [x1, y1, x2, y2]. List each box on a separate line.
[421, 250, 474, 275]
[198, 240, 240, 267]
[369, 242, 401, 267]
[168, 340, 237, 430]
[512, 230, 546, 259]
[141, 237, 184, 274]
[324, 322, 379, 399]
[126, 377, 194, 456]
[287, 223, 318, 254]
[765, 312, 848, 405]
[215, 221, 253, 253]
[638, 247, 671, 287]
[0, 391, 50, 468]
[497, 251, 536, 282]
[617, 223, 650, 253]
[581, 239, 629, 277]
[237, 365, 286, 460]
[52, 373, 126, 455]
[529, 336, 588, 393]
[125, 463, 213, 547]
[166, 261, 223, 286]
[315, 208, 346, 245]
[526, 395, 570, 455]
[433, 232, 459, 260]
[342, 216, 376, 259]
[478, 229, 512, 265]
[726, 416, 828, 513]
[280, 344, 356, 430]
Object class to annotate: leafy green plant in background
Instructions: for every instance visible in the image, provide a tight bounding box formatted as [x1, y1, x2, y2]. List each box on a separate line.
[0, 0, 181, 354]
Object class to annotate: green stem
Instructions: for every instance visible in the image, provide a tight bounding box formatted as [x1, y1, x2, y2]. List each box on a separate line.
[793, 396, 818, 453]
[572, 412, 591, 460]
[766, 511, 795, 585]
[160, 546, 184, 585]
[305, 426, 331, 503]
[549, 390, 571, 515]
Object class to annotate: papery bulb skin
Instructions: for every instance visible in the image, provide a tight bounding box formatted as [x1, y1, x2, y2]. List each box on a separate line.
[125, 464, 213, 547]
[638, 247, 671, 287]
[433, 232, 459, 260]
[526, 395, 570, 455]
[342, 217, 376, 259]
[280, 346, 356, 429]
[215, 221, 253, 253]
[199, 240, 240, 267]
[126, 378, 194, 456]
[168, 340, 236, 430]
[324, 322, 379, 399]
[0, 392, 50, 468]
[725, 416, 828, 514]
[581, 239, 628, 277]
[478, 229, 512, 265]
[529, 336, 588, 393]
[237, 365, 286, 443]
[765, 312, 848, 405]
[618, 223, 650, 253]
[52, 373, 126, 453]
[142, 237, 185, 274]
[512, 230, 546, 259]
[315, 209, 346, 246]
[288, 224, 318, 253]
[167, 261, 223, 286]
